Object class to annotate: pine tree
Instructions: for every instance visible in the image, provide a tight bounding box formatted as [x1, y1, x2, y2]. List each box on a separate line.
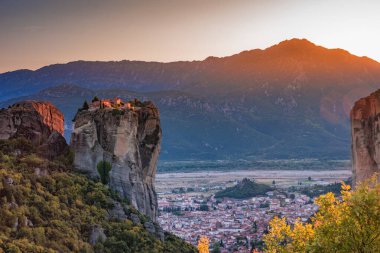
[82, 100, 89, 110]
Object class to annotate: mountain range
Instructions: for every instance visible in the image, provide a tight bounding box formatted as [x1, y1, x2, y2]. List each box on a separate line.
[1, 38, 380, 161]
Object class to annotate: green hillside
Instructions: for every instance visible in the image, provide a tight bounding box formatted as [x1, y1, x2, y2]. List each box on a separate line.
[0, 138, 196, 253]
[215, 178, 272, 199]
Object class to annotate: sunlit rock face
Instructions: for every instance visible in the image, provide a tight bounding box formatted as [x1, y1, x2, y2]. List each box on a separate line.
[0, 100, 67, 158]
[351, 90, 380, 186]
[70, 99, 161, 220]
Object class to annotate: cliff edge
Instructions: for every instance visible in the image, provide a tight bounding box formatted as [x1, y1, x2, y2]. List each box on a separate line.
[70, 98, 161, 220]
[351, 90, 380, 186]
[0, 100, 67, 158]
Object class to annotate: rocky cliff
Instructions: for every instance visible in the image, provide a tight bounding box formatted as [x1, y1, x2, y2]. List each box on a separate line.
[0, 100, 67, 158]
[70, 99, 161, 220]
[351, 90, 380, 186]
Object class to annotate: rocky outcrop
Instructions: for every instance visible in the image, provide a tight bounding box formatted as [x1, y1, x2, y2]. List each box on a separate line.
[351, 90, 380, 186]
[70, 99, 161, 220]
[89, 225, 107, 245]
[0, 101, 67, 158]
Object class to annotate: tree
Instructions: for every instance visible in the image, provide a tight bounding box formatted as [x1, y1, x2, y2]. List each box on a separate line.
[199, 204, 209, 211]
[97, 160, 112, 184]
[308, 176, 312, 181]
[252, 221, 258, 233]
[272, 180, 276, 185]
[82, 100, 89, 110]
[263, 177, 380, 252]
[251, 239, 264, 251]
[198, 236, 209, 253]
[211, 242, 220, 253]
[92, 96, 100, 102]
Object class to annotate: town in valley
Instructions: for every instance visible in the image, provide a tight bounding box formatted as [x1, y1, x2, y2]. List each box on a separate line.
[156, 169, 351, 252]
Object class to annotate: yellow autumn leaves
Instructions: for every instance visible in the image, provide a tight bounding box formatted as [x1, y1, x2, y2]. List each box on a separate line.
[264, 217, 315, 252]
[198, 235, 210, 253]
[263, 178, 380, 252]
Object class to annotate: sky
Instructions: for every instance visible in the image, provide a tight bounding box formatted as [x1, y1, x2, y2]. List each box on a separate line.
[1, 0, 380, 73]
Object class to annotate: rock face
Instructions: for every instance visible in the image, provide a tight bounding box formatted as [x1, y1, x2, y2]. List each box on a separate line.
[70, 99, 161, 220]
[351, 90, 380, 186]
[0, 101, 67, 158]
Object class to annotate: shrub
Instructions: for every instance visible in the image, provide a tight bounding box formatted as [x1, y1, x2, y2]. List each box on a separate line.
[264, 178, 380, 252]
[97, 161, 112, 185]
[111, 109, 123, 116]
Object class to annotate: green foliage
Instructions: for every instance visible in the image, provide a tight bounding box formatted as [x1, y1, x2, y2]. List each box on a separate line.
[0, 148, 108, 252]
[0, 137, 35, 154]
[199, 204, 209, 211]
[0, 138, 196, 253]
[264, 180, 380, 252]
[96, 161, 111, 185]
[82, 101, 89, 110]
[163, 233, 197, 253]
[110, 108, 125, 117]
[289, 179, 352, 198]
[111, 109, 122, 116]
[211, 242, 221, 253]
[259, 202, 270, 208]
[92, 96, 99, 102]
[98, 221, 161, 253]
[215, 178, 272, 199]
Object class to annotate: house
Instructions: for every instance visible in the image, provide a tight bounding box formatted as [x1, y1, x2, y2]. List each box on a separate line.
[90, 97, 128, 109]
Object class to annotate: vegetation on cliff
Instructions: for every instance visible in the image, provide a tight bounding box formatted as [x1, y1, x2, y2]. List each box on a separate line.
[263, 178, 380, 252]
[97, 161, 111, 185]
[215, 178, 272, 199]
[0, 138, 196, 253]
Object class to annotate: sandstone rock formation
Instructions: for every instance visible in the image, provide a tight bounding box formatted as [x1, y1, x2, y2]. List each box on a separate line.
[70, 98, 161, 220]
[0, 101, 67, 158]
[351, 90, 380, 186]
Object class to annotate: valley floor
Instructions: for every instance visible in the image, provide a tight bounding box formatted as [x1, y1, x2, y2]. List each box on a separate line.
[156, 169, 351, 252]
[156, 169, 352, 193]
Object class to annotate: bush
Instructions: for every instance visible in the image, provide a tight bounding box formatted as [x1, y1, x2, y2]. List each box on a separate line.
[264, 178, 380, 252]
[97, 161, 112, 185]
[111, 109, 123, 116]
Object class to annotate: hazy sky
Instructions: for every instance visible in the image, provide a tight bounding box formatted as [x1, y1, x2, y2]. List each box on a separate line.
[1, 0, 380, 73]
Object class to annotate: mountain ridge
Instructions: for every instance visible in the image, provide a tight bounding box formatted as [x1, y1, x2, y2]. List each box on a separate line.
[2, 38, 380, 99]
[2, 38, 379, 76]
[1, 38, 380, 161]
